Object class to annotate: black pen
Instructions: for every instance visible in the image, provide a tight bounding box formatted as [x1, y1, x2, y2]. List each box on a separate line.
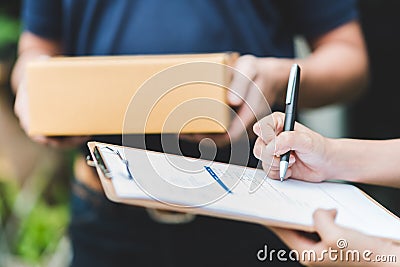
[280, 64, 301, 182]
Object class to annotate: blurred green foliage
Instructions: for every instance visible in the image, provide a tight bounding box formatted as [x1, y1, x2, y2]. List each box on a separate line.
[0, 14, 20, 59]
[0, 179, 19, 223]
[0, 179, 70, 265]
[0, 14, 20, 45]
[14, 201, 69, 263]
[0, 0, 21, 59]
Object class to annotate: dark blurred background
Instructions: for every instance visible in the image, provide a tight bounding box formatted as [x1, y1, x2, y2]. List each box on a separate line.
[350, 0, 400, 140]
[349, 0, 400, 216]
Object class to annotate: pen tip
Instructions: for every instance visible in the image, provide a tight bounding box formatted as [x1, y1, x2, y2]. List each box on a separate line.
[279, 161, 288, 182]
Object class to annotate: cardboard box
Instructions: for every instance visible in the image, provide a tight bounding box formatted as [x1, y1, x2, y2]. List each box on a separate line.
[26, 53, 237, 136]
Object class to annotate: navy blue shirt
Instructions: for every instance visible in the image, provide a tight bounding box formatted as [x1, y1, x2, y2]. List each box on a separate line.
[23, 0, 357, 57]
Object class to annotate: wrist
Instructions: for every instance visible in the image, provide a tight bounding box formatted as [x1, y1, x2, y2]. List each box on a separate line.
[324, 138, 375, 183]
[322, 138, 345, 181]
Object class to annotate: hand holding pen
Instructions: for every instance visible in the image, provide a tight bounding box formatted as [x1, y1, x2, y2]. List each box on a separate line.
[253, 64, 333, 183]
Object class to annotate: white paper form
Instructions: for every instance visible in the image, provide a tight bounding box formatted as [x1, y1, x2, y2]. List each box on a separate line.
[95, 144, 400, 241]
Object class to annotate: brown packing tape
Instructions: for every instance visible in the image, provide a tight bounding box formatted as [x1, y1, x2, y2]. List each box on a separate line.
[26, 53, 238, 136]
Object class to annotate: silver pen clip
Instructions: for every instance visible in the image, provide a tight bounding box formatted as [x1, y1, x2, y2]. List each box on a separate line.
[285, 64, 299, 104]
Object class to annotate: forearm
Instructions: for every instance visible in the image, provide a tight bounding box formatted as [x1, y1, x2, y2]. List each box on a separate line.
[299, 20, 368, 107]
[270, 21, 368, 108]
[298, 40, 368, 107]
[11, 31, 61, 92]
[326, 138, 400, 188]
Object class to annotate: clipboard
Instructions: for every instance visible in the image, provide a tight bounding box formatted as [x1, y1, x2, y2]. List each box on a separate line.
[87, 141, 400, 243]
[87, 142, 290, 227]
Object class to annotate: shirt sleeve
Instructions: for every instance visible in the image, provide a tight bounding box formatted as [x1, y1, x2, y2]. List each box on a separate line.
[22, 0, 62, 40]
[285, 0, 359, 40]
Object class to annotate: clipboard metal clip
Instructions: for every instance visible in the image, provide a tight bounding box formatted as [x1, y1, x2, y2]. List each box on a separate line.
[87, 146, 113, 179]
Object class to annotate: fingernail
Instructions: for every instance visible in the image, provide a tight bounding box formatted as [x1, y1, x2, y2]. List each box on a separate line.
[328, 209, 338, 216]
[253, 123, 260, 135]
[253, 147, 260, 159]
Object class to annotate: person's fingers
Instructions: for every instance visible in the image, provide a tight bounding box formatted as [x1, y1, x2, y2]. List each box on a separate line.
[269, 155, 296, 171]
[254, 135, 295, 162]
[253, 137, 265, 158]
[32, 135, 50, 145]
[253, 112, 285, 143]
[179, 133, 207, 143]
[254, 112, 312, 142]
[253, 137, 274, 159]
[178, 133, 195, 142]
[253, 116, 276, 145]
[313, 209, 343, 246]
[228, 89, 257, 140]
[255, 138, 275, 174]
[228, 78, 269, 142]
[64, 136, 90, 146]
[14, 84, 30, 132]
[266, 167, 292, 180]
[255, 140, 296, 168]
[262, 149, 294, 179]
[227, 55, 258, 106]
[27, 135, 89, 148]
